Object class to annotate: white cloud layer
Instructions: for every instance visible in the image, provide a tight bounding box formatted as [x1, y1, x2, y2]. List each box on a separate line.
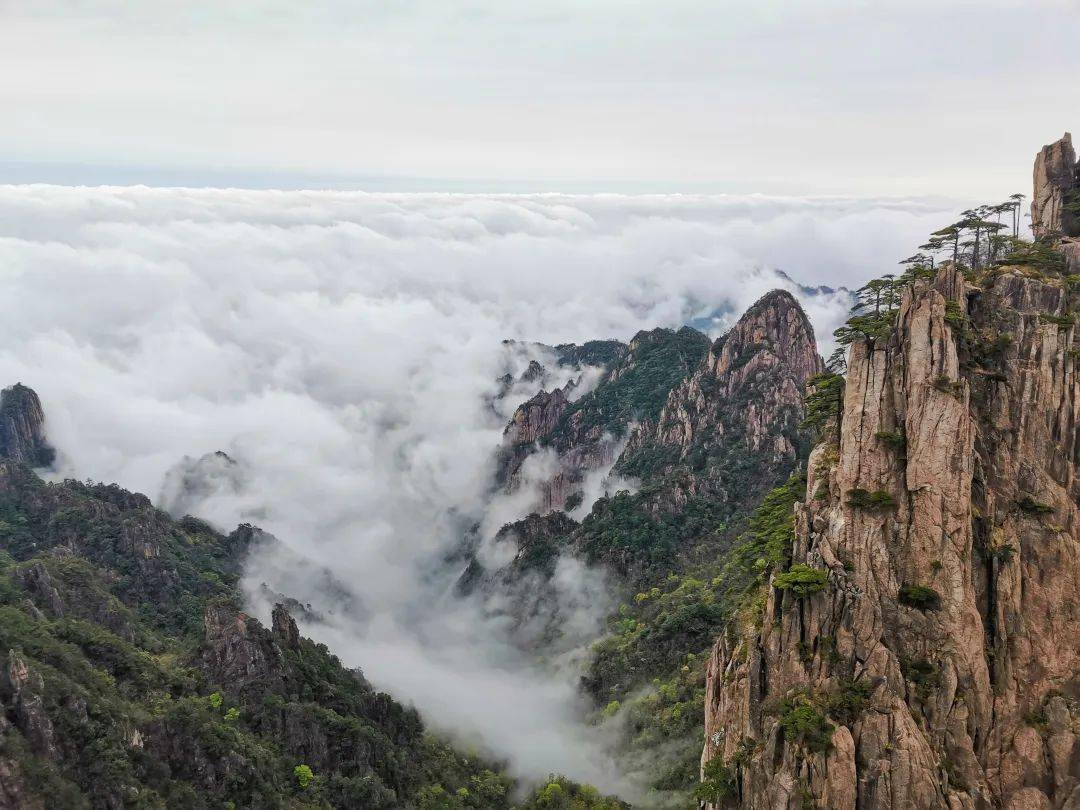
[0, 184, 961, 792]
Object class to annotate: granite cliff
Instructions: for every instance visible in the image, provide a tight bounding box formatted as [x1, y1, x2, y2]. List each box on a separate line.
[0, 386, 53, 470]
[700, 134, 1080, 810]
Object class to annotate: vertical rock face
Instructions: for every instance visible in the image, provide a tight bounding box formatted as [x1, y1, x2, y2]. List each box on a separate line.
[201, 602, 287, 694]
[497, 385, 578, 509]
[1032, 133, 1080, 239]
[0, 385, 54, 468]
[504, 386, 571, 451]
[701, 261, 1080, 808]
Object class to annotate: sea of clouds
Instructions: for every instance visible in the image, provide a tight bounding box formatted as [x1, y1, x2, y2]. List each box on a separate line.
[0, 184, 964, 794]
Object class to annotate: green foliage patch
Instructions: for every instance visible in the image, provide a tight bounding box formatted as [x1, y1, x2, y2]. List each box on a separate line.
[694, 756, 737, 804]
[845, 488, 896, 511]
[1017, 496, 1054, 515]
[898, 583, 942, 612]
[874, 429, 906, 453]
[801, 372, 845, 440]
[0, 463, 516, 808]
[901, 658, 941, 700]
[773, 564, 828, 598]
[778, 693, 833, 754]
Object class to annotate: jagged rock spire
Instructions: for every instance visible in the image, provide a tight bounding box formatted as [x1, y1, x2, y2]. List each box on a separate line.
[0, 384, 54, 468]
[1032, 132, 1080, 239]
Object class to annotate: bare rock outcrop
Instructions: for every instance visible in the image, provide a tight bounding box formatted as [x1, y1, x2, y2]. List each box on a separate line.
[505, 387, 570, 449]
[1032, 133, 1080, 239]
[0, 385, 54, 468]
[701, 261, 1080, 808]
[271, 602, 302, 651]
[200, 601, 288, 695]
[4, 651, 56, 761]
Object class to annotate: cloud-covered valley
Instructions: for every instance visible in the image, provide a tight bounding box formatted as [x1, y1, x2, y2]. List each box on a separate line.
[0, 184, 963, 792]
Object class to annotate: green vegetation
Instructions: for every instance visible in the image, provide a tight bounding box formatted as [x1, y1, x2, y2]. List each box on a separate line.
[554, 340, 628, 370]
[773, 564, 828, 598]
[874, 428, 906, 453]
[845, 488, 896, 511]
[1065, 187, 1080, 219]
[824, 190, 1072, 383]
[577, 488, 730, 578]
[1040, 313, 1074, 328]
[769, 681, 872, 757]
[516, 776, 625, 809]
[0, 462, 516, 808]
[1017, 496, 1054, 515]
[801, 372, 845, 440]
[986, 332, 1013, 357]
[694, 756, 737, 804]
[823, 679, 873, 725]
[944, 299, 969, 333]
[550, 327, 710, 442]
[994, 237, 1067, 275]
[898, 583, 942, 612]
[416, 769, 514, 809]
[294, 764, 314, 789]
[582, 473, 806, 803]
[932, 375, 963, 398]
[744, 473, 805, 570]
[1023, 704, 1050, 731]
[778, 692, 833, 754]
[901, 658, 941, 700]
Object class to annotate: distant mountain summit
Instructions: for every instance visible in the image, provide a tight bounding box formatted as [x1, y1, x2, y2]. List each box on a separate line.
[683, 270, 851, 334]
[0, 384, 54, 468]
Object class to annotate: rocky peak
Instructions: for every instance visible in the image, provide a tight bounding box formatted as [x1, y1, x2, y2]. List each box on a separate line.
[712, 289, 823, 388]
[520, 359, 547, 383]
[271, 602, 302, 651]
[201, 601, 289, 696]
[1032, 132, 1080, 239]
[495, 326, 711, 513]
[622, 289, 822, 477]
[0, 384, 54, 468]
[503, 386, 570, 447]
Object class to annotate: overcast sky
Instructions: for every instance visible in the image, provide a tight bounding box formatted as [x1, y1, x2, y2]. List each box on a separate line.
[1, 0, 1077, 195]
